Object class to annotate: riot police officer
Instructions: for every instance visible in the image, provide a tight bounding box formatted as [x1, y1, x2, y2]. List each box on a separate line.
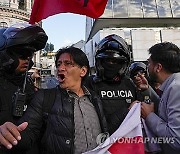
[129, 62, 147, 80]
[0, 23, 48, 154]
[86, 34, 139, 134]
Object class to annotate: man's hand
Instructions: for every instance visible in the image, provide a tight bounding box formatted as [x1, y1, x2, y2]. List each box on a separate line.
[133, 73, 149, 91]
[0, 122, 28, 149]
[141, 102, 154, 119]
[128, 100, 140, 110]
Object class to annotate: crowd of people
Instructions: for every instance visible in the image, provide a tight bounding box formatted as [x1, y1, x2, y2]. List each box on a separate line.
[0, 23, 180, 154]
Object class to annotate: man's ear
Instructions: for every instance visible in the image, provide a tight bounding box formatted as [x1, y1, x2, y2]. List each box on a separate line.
[155, 63, 162, 73]
[80, 66, 88, 77]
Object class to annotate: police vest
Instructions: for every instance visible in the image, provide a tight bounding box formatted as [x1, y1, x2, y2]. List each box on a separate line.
[91, 76, 137, 116]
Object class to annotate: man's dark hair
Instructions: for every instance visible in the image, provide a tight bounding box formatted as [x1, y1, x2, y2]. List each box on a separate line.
[55, 46, 90, 84]
[149, 42, 180, 73]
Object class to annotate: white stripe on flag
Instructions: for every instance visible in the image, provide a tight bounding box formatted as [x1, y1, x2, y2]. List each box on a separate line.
[83, 103, 144, 154]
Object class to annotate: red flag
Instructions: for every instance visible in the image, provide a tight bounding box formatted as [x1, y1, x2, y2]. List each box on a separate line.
[29, 0, 108, 24]
[108, 136, 144, 154]
[84, 103, 145, 154]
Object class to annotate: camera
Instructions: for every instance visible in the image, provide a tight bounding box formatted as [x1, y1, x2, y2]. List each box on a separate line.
[12, 90, 26, 117]
[144, 95, 151, 104]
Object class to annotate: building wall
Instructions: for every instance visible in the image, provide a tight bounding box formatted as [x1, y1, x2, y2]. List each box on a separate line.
[131, 29, 159, 61]
[85, 0, 180, 70]
[161, 29, 180, 47]
[101, 0, 180, 18]
[0, 0, 32, 27]
[85, 27, 180, 65]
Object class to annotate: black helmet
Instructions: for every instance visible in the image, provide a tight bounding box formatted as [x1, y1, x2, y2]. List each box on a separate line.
[95, 34, 131, 80]
[129, 62, 147, 79]
[0, 23, 48, 51]
[0, 23, 48, 71]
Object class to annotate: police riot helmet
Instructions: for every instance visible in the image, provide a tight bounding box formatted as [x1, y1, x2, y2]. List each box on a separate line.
[0, 23, 48, 71]
[129, 62, 147, 79]
[95, 34, 130, 81]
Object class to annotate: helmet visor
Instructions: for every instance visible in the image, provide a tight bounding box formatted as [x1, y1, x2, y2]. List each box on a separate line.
[96, 51, 128, 62]
[8, 46, 35, 60]
[102, 58, 128, 65]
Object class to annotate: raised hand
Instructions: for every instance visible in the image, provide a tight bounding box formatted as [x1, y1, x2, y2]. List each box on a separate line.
[133, 72, 149, 91]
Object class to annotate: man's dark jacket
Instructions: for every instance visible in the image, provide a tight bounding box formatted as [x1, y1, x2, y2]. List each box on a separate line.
[18, 86, 108, 154]
[0, 73, 36, 154]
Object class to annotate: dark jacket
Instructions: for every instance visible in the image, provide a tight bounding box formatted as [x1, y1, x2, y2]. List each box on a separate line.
[0, 73, 36, 154]
[17, 86, 108, 154]
[86, 75, 138, 134]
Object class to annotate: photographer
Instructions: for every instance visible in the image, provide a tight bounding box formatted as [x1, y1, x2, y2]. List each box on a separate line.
[129, 62, 147, 80]
[139, 42, 180, 154]
[0, 23, 48, 154]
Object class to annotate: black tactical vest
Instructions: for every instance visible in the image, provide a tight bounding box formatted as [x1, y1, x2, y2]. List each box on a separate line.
[86, 76, 138, 134]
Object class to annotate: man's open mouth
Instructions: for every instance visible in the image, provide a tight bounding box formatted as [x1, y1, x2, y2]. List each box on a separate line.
[58, 74, 65, 82]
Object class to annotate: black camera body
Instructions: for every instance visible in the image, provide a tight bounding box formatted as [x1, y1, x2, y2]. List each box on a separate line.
[144, 95, 151, 104]
[12, 91, 26, 117]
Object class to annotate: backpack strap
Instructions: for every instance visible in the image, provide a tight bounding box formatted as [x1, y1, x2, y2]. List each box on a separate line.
[42, 88, 56, 114]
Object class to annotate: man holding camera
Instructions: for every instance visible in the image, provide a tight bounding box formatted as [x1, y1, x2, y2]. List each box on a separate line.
[0, 23, 48, 154]
[137, 42, 180, 154]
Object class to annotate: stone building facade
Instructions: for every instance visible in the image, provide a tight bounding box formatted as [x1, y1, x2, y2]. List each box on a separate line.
[0, 0, 33, 27]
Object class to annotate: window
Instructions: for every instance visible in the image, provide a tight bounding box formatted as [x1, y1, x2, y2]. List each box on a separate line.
[128, 0, 144, 18]
[0, 22, 8, 28]
[141, 0, 158, 17]
[170, 0, 180, 17]
[18, 0, 26, 10]
[156, 0, 172, 17]
[102, 0, 113, 18]
[113, 0, 128, 18]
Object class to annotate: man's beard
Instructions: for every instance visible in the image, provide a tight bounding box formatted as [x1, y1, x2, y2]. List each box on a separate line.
[149, 71, 158, 83]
